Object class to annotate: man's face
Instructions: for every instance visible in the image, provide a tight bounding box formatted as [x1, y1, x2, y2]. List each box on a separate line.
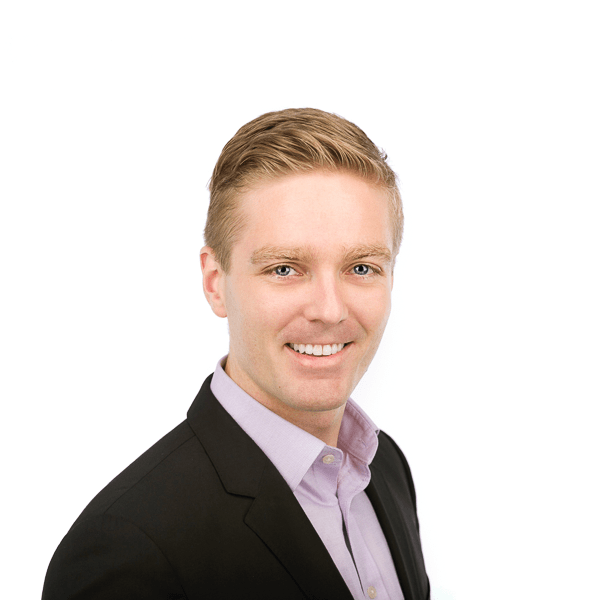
[205, 170, 395, 435]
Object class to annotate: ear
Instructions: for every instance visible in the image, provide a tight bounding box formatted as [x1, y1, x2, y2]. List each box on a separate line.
[200, 246, 228, 318]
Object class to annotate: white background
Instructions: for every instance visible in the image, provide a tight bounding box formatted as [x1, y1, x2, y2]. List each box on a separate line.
[1, 2, 599, 598]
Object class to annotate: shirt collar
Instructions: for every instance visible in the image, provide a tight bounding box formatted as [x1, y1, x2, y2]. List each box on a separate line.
[210, 356, 379, 492]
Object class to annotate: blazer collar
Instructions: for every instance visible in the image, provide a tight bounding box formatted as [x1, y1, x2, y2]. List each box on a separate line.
[367, 459, 428, 600]
[187, 375, 354, 600]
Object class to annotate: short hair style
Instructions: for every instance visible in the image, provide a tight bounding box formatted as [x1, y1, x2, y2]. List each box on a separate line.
[205, 107, 403, 272]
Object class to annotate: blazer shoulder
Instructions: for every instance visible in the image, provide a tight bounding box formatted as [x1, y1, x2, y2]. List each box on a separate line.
[43, 513, 188, 599]
[74, 420, 198, 525]
[373, 430, 418, 510]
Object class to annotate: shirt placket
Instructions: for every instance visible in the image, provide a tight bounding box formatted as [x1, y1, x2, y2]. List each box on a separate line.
[315, 448, 365, 596]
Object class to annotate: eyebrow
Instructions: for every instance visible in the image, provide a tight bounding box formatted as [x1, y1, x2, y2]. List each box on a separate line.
[249, 244, 393, 265]
[343, 244, 393, 264]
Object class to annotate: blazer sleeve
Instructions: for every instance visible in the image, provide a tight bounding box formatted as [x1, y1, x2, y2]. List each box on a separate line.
[42, 514, 188, 600]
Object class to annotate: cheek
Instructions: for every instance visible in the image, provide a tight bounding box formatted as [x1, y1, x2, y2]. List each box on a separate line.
[356, 288, 392, 331]
[227, 281, 293, 340]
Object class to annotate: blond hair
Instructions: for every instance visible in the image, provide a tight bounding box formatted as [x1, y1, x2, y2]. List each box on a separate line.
[205, 108, 402, 272]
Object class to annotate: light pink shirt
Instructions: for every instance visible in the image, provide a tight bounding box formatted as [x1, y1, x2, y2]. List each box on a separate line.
[211, 357, 404, 600]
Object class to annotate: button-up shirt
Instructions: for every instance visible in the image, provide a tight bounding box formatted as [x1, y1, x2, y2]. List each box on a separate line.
[211, 357, 404, 600]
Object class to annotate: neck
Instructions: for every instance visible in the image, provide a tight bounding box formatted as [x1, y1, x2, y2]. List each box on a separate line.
[224, 358, 346, 447]
[276, 403, 346, 447]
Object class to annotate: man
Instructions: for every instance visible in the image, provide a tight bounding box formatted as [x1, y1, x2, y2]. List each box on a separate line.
[43, 108, 430, 599]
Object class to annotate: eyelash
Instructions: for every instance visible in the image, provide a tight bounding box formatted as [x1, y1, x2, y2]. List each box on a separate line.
[272, 265, 299, 278]
[267, 264, 379, 278]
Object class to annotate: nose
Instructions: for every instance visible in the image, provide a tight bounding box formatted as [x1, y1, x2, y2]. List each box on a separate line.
[303, 274, 349, 324]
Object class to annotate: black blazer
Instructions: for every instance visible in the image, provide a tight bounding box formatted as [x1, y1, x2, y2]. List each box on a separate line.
[43, 375, 430, 599]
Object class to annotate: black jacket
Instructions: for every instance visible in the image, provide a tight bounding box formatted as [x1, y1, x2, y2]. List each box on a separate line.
[43, 375, 430, 599]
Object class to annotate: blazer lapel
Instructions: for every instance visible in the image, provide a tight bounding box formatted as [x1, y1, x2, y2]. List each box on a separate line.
[367, 462, 428, 600]
[245, 462, 354, 600]
[187, 377, 354, 600]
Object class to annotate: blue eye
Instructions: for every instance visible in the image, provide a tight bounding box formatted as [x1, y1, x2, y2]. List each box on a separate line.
[353, 264, 372, 276]
[275, 265, 294, 277]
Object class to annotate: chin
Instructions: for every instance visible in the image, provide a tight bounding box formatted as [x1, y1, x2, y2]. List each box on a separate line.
[281, 383, 352, 413]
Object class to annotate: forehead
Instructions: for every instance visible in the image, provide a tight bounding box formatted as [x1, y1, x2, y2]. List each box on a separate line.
[232, 171, 393, 261]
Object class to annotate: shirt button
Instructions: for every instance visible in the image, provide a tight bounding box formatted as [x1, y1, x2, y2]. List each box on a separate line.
[367, 586, 377, 598]
[322, 454, 335, 464]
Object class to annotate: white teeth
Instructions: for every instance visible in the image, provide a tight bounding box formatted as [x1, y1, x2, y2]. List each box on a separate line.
[289, 343, 346, 356]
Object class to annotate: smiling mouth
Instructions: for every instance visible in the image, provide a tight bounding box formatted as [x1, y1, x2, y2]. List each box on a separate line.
[286, 343, 348, 356]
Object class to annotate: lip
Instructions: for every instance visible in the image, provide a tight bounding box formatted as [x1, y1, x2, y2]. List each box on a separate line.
[284, 342, 352, 367]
